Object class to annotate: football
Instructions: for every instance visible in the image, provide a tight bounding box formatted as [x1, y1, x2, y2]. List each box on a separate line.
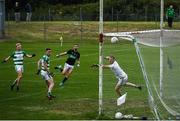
[115, 112, 123, 119]
[111, 37, 118, 43]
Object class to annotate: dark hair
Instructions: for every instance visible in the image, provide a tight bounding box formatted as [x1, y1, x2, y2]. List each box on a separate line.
[46, 48, 51, 51]
[109, 55, 115, 60]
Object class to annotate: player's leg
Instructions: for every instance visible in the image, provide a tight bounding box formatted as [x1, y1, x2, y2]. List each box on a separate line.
[11, 65, 23, 91]
[168, 17, 172, 28]
[59, 63, 73, 86]
[16, 66, 24, 91]
[16, 71, 23, 91]
[59, 67, 68, 86]
[59, 68, 72, 86]
[170, 17, 173, 28]
[46, 78, 55, 99]
[45, 80, 50, 88]
[41, 70, 54, 99]
[115, 80, 122, 97]
[54, 65, 63, 72]
[125, 82, 142, 90]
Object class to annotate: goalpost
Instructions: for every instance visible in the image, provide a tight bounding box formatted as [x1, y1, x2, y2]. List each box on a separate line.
[99, 0, 180, 119]
[98, 0, 103, 116]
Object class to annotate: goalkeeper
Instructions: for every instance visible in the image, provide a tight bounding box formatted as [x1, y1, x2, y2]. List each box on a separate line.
[93, 55, 141, 96]
[2, 43, 36, 91]
[39, 48, 55, 100]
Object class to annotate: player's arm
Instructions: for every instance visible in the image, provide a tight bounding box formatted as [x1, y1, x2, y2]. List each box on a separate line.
[102, 64, 111, 69]
[56, 52, 67, 57]
[2, 56, 11, 63]
[76, 53, 80, 67]
[77, 59, 80, 67]
[37, 59, 42, 70]
[104, 56, 110, 60]
[43, 61, 49, 73]
[36, 59, 41, 75]
[91, 64, 111, 69]
[43, 61, 54, 77]
[26, 53, 36, 58]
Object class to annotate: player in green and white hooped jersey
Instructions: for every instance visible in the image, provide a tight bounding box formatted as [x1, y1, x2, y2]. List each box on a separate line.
[2, 43, 36, 91]
[39, 48, 55, 100]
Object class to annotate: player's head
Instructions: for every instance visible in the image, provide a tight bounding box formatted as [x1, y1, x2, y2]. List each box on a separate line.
[15, 2, 18, 6]
[108, 55, 115, 64]
[16, 43, 22, 51]
[170, 5, 173, 8]
[73, 44, 79, 51]
[45, 48, 52, 56]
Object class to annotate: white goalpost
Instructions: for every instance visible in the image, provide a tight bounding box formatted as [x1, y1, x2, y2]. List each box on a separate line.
[99, 0, 180, 119]
[159, 0, 164, 98]
[98, 0, 103, 116]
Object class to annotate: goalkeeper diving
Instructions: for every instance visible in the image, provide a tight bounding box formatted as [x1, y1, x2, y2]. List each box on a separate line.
[92, 55, 142, 96]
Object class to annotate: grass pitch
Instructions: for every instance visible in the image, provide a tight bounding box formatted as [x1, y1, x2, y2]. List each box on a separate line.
[2, 21, 179, 119]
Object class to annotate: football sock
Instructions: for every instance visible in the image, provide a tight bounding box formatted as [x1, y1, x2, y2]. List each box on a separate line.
[11, 80, 17, 87]
[16, 86, 19, 91]
[62, 77, 68, 84]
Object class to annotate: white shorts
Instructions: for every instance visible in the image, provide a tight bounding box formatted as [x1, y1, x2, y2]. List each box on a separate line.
[15, 65, 24, 73]
[116, 75, 128, 86]
[64, 63, 74, 71]
[41, 70, 53, 81]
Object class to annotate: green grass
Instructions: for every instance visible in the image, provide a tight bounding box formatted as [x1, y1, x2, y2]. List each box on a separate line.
[1, 21, 180, 119]
[0, 41, 151, 120]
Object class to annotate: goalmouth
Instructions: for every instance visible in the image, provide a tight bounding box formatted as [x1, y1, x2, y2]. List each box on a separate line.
[99, 0, 180, 119]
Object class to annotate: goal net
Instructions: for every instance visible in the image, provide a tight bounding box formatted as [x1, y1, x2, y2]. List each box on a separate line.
[99, 0, 180, 119]
[102, 29, 180, 119]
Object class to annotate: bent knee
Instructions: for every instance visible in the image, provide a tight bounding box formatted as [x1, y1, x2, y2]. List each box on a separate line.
[18, 75, 23, 79]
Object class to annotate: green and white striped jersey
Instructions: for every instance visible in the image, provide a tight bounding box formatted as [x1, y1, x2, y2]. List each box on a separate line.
[11, 51, 27, 65]
[41, 55, 50, 71]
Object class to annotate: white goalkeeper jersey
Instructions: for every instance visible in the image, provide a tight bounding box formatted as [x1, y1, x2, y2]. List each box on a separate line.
[108, 61, 127, 78]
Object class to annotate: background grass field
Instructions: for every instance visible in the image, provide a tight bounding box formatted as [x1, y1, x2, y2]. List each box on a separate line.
[1, 21, 180, 119]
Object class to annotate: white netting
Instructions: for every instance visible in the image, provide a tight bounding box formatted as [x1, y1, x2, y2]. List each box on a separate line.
[104, 29, 180, 119]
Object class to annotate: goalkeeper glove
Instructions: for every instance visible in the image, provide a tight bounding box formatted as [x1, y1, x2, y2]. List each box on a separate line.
[36, 69, 41, 75]
[32, 54, 36, 57]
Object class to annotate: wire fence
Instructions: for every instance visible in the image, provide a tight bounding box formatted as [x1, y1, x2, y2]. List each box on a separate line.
[4, 10, 180, 43]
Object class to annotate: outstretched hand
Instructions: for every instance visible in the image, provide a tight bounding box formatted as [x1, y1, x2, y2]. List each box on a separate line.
[36, 69, 41, 75]
[90, 64, 99, 68]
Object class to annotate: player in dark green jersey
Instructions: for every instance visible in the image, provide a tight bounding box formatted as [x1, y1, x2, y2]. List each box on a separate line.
[55, 44, 80, 87]
[2, 43, 36, 91]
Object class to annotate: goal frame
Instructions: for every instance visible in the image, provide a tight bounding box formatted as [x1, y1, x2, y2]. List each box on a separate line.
[98, 0, 165, 117]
